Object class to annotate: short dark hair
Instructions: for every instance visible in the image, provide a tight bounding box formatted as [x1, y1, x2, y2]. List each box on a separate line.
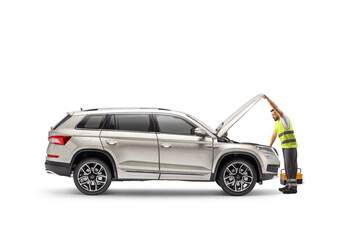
[270, 109, 275, 112]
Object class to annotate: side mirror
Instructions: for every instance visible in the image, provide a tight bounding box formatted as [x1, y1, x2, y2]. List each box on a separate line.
[194, 127, 207, 137]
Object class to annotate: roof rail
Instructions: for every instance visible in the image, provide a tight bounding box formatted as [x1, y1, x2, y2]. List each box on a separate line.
[138, 107, 171, 111]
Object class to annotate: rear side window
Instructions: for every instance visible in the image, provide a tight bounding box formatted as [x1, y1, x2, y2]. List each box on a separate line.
[103, 114, 152, 132]
[53, 114, 72, 130]
[103, 115, 116, 130]
[77, 115, 106, 129]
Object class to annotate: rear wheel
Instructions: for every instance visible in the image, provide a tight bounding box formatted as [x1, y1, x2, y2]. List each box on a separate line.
[217, 159, 257, 196]
[73, 158, 112, 195]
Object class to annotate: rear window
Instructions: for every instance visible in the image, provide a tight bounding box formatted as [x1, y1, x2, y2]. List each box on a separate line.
[53, 114, 72, 130]
[76, 115, 106, 129]
[103, 114, 152, 132]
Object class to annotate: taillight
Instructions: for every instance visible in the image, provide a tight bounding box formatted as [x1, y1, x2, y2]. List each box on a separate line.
[48, 136, 72, 145]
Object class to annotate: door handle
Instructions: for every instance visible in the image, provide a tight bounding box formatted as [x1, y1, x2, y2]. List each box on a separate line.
[105, 140, 117, 145]
[206, 145, 219, 149]
[160, 143, 172, 148]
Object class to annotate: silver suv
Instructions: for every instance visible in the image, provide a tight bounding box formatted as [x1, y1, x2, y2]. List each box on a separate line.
[45, 94, 280, 196]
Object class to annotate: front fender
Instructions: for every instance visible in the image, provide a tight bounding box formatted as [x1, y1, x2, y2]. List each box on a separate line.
[211, 143, 265, 180]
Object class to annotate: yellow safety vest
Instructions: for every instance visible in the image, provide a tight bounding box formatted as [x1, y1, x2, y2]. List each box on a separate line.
[275, 116, 298, 148]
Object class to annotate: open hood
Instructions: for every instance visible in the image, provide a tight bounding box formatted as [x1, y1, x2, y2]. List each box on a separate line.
[216, 94, 264, 138]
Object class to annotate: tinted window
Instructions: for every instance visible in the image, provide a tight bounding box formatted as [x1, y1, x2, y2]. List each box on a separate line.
[117, 114, 151, 132]
[53, 114, 71, 130]
[156, 115, 195, 135]
[77, 115, 106, 129]
[103, 115, 116, 130]
[102, 114, 151, 132]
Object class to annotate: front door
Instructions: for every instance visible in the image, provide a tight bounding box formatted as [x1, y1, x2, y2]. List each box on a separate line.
[100, 114, 159, 179]
[154, 114, 214, 180]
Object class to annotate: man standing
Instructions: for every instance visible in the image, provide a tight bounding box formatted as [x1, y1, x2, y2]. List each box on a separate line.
[264, 95, 298, 194]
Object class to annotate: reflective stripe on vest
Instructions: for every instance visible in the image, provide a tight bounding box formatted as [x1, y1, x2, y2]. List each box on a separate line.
[275, 116, 298, 148]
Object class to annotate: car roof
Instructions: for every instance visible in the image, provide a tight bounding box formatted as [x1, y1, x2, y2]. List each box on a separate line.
[69, 108, 185, 116]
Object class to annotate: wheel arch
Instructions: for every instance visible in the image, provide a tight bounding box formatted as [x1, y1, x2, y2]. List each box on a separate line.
[69, 149, 118, 179]
[212, 152, 263, 182]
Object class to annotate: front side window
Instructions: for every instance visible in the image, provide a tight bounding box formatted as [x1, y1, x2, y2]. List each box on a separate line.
[77, 115, 106, 129]
[156, 115, 195, 135]
[103, 114, 152, 132]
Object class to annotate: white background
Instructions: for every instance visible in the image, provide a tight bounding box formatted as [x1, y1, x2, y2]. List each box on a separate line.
[1, 1, 359, 239]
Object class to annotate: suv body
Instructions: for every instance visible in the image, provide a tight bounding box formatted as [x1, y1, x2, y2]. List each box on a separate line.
[45, 94, 280, 195]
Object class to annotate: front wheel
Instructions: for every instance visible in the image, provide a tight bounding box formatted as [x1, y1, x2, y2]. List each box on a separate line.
[73, 158, 112, 195]
[217, 159, 257, 196]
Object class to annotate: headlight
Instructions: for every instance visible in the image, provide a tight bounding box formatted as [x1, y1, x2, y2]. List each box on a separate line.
[256, 145, 278, 156]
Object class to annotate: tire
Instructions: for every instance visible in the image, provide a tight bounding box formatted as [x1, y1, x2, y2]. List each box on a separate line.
[73, 158, 112, 195]
[217, 159, 257, 196]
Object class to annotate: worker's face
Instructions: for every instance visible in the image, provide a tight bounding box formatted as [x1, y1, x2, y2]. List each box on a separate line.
[271, 111, 279, 121]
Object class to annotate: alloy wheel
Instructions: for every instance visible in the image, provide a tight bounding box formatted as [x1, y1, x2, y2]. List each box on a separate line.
[77, 162, 108, 192]
[223, 162, 254, 192]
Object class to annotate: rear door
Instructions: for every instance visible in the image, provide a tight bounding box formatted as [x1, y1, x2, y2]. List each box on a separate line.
[100, 114, 159, 179]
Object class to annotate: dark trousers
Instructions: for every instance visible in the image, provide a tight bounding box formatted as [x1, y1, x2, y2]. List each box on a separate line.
[282, 148, 298, 188]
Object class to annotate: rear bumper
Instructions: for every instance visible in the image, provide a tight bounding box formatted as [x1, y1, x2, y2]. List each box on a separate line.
[45, 160, 71, 176]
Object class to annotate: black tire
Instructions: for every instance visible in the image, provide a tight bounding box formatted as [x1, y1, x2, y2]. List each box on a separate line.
[217, 159, 257, 196]
[73, 158, 112, 195]
[216, 178, 221, 186]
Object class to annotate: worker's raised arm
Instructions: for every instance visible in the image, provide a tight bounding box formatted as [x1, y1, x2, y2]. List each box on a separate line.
[263, 95, 284, 118]
[270, 129, 277, 147]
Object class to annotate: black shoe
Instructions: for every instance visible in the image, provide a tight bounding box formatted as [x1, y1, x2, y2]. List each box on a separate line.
[278, 186, 288, 192]
[282, 187, 297, 194]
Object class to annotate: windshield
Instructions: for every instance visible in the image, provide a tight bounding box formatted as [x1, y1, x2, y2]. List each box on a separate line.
[186, 114, 216, 134]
